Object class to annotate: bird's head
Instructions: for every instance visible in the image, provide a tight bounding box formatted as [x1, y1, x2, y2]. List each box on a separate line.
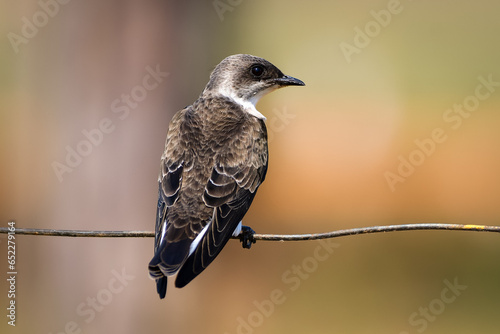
[204, 54, 305, 106]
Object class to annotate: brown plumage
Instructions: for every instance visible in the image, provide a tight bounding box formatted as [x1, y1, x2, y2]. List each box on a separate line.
[148, 54, 304, 298]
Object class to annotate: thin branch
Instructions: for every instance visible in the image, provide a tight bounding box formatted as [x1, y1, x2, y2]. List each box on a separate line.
[250, 223, 500, 241]
[1, 223, 499, 241]
[0, 228, 153, 238]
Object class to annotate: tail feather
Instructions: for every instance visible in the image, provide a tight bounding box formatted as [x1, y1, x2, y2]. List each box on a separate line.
[148, 259, 168, 299]
[148, 238, 192, 298]
[156, 277, 168, 299]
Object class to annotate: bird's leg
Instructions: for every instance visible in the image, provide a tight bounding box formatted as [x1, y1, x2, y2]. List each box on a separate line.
[239, 225, 256, 249]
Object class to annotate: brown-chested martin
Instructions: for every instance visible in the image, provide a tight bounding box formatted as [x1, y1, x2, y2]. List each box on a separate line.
[148, 54, 304, 298]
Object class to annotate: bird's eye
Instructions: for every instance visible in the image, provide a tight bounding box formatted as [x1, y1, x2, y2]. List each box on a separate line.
[250, 65, 264, 77]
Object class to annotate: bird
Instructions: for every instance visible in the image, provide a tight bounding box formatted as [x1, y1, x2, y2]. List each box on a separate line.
[148, 54, 304, 298]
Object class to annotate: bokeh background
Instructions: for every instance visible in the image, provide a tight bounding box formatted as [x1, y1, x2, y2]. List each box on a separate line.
[2, 0, 500, 333]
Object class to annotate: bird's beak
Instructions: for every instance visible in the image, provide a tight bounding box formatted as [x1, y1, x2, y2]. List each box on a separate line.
[274, 75, 305, 87]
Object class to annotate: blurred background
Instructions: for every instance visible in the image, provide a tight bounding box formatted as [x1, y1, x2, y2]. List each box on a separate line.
[1, 0, 500, 333]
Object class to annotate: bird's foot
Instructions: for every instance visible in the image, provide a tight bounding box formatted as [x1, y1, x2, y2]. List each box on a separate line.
[239, 226, 256, 249]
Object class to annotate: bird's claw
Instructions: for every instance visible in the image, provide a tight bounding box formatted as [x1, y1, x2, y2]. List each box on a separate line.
[239, 226, 256, 249]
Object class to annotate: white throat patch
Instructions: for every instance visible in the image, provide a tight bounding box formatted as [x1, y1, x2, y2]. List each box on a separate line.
[217, 86, 267, 120]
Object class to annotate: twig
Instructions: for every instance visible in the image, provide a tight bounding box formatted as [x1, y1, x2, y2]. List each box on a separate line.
[250, 223, 500, 241]
[0, 223, 499, 240]
[0, 228, 153, 238]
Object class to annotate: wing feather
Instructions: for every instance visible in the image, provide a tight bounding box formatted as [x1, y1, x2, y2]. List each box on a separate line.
[175, 118, 268, 288]
[149, 108, 192, 298]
